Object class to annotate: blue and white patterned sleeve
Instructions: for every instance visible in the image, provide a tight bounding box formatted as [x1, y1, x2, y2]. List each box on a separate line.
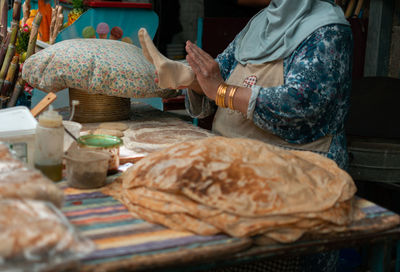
[185, 39, 239, 119]
[251, 24, 353, 145]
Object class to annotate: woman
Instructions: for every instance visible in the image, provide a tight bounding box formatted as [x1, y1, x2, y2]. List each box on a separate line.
[184, 0, 352, 170]
[184, 1, 352, 270]
[139, 0, 352, 270]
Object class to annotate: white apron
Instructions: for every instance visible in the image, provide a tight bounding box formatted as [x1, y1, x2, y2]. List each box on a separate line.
[212, 60, 332, 152]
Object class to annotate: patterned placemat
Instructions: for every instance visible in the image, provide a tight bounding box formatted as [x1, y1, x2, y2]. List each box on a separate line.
[61, 185, 252, 272]
[61, 181, 400, 272]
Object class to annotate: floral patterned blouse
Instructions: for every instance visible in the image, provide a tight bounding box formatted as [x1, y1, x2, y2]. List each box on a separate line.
[185, 24, 353, 169]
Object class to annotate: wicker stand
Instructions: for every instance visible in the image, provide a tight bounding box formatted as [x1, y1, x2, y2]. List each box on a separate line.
[69, 88, 131, 123]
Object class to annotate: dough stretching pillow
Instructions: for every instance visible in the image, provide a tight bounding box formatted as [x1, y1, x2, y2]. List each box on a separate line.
[22, 39, 173, 98]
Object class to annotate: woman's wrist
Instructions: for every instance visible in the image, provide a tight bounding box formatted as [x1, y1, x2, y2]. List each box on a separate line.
[215, 83, 249, 114]
[186, 78, 204, 95]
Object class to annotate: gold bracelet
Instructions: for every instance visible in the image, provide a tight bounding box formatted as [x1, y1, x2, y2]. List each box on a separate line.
[220, 84, 228, 108]
[216, 83, 228, 108]
[215, 84, 223, 106]
[228, 86, 238, 110]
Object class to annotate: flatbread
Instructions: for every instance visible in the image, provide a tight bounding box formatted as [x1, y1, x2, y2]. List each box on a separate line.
[123, 120, 214, 154]
[120, 186, 358, 239]
[0, 144, 64, 207]
[0, 200, 80, 259]
[93, 128, 124, 137]
[109, 137, 365, 242]
[0, 168, 64, 207]
[98, 122, 128, 131]
[121, 137, 356, 217]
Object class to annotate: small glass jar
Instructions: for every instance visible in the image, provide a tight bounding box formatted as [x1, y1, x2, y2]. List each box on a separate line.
[77, 134, 123, 174]
[65, 149, 110, 189]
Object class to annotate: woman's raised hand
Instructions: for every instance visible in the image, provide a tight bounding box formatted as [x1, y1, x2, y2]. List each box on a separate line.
[185, 41, 224, 100]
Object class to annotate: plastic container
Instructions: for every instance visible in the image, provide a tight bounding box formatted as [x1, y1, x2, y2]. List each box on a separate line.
[0, 106, 37, 166]
[34, 106, 64, 181]
[63, 120, 82, 152]
[77, 134, 122, 173]
[65, 149, 110, 189]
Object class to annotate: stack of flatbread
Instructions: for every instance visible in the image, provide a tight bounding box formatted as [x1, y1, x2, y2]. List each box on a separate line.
[89, 122, 129, 138]
[0, 144, 94, 268]
[0, 199, 92, 261]
[112, 137, 365, 243]
[0, 144, 64, 207]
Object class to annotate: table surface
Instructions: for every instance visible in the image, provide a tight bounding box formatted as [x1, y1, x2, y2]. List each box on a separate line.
[60, 110, 400, 271]
[61, 181, 400, 272]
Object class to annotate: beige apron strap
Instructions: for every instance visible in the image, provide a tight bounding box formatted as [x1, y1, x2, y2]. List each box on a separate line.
[213, 60, 332, 153]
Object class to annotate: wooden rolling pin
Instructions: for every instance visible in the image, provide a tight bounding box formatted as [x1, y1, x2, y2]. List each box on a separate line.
[30, 92, 57, 117]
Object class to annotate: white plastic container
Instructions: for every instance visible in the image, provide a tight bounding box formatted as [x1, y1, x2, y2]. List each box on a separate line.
[34, 106, 64, 181]
[0, 106, 37, 167]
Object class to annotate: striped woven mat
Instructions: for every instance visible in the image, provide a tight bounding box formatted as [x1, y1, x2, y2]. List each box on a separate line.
[61, 185, 252, 272]
[61, 181, 400, 272]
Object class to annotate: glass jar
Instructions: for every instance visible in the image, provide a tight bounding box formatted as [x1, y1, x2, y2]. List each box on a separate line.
[77, 134, 123, 174]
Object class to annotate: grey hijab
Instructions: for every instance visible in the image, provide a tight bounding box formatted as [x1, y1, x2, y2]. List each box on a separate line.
[234, 0, 349, 64]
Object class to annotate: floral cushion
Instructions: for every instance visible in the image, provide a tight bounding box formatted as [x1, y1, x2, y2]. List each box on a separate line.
[22, 39, 170, 98]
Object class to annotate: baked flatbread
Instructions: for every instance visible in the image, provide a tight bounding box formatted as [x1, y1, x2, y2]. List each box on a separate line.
[121, 137, 356, 217]
[123, 120, 214, 154]
[0, 200, 84, 259]
[98, 122, 128, 131]
[93, 128, 124, 137]
[0, 144, 64, 207]
[110, 137, 364, 242]
[119, 186, 358, 240]
[0, 168, 64, 207]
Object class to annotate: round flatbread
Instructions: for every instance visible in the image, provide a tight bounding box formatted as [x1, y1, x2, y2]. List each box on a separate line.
[98, 122, 128, 131]
[93, 128, 124, 137]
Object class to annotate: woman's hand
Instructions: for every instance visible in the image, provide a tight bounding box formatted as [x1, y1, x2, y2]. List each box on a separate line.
[185, 41, 224, 100]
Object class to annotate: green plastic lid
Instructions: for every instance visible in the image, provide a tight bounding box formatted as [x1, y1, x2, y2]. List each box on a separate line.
[77, 134, 123, 148]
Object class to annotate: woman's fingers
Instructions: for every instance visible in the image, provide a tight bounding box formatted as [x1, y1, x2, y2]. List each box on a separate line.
[186, 54, 202, 76]
[186, 41, 214, 62]
[185, 42, 215, 76]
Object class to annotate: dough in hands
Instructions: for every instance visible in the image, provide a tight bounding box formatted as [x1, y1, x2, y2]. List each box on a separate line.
[138, 28, 195, 89]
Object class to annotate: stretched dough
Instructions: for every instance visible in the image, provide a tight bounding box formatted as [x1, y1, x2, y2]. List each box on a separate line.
[138, 28, 195, 89]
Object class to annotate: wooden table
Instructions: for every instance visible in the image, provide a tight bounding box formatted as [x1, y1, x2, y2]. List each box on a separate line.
[59, 107, 400, 271]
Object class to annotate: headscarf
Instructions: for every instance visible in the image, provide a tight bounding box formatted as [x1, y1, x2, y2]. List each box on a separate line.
[234, 0, 349, 64]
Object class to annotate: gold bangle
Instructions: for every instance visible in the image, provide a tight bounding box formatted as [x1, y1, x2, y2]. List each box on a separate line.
[228, 86, 238, 110]
[216, 83, 228, 108]
[216, 84, 222, 107]
[215, 84, 223, 106]
[220, 85, 228, 108]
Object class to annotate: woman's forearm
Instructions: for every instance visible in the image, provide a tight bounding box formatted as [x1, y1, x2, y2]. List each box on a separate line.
[226, 86, 252, 115]
[186, 78, 204, 95]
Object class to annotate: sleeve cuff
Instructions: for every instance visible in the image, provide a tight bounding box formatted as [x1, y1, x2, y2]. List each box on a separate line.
[247, 85, 260, 119]
[185, 89, 216, 119]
